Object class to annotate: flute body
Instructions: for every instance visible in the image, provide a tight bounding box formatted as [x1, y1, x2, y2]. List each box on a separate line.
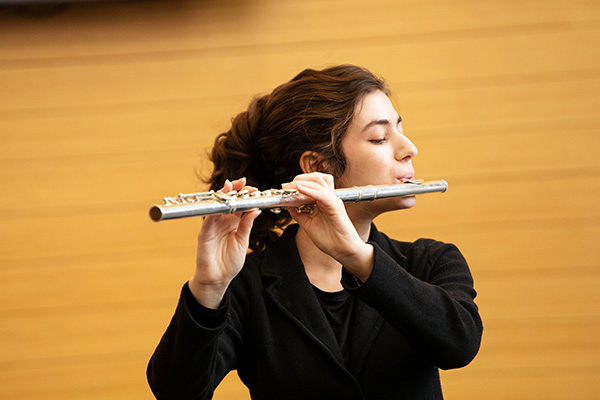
[149, 179, 448, 222]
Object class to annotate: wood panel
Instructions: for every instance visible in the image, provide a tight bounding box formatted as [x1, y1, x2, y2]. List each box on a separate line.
[2, 29, 600, 113]
[1, 177, 598, 262]
[441, 368, 600, 400]
[0, 353, 154, 400]
[0, 0, 598, 399]
[1, 0, 598, 61]
[2, 220, 598, 312]
[1, 83, 598, 213]
[1, 265, 598, 362]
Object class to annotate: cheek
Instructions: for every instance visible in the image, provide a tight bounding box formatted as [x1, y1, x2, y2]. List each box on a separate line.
[338, 145, 394, 185]
[338, 159, 385, 187]
[356, 149, 392, 172]
[346, 145, 388, 166]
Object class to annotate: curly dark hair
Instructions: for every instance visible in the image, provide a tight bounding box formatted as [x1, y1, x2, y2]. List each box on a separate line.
[205, 64, 390, 252]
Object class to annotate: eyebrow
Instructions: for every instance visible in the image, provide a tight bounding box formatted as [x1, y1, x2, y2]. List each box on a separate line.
[363, 116, 402, 131]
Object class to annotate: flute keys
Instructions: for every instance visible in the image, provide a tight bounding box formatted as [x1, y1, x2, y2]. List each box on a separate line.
[163, 191, 215, 205]
[151, 180, 447, 221]
[296, 204, 317, 214]
[237, 190, 250, 199]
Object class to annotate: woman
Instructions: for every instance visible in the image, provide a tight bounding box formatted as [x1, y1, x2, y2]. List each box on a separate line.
[147, 65, 483, 399]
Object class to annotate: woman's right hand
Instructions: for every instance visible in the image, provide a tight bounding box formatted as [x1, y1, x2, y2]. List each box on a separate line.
[189, 177, 261, 309]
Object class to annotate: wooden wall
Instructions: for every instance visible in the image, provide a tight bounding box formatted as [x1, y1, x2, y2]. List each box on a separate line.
[1, 0, 599, 398]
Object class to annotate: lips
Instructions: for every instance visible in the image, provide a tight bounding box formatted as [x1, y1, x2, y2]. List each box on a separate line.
[397, 174, 415, 183]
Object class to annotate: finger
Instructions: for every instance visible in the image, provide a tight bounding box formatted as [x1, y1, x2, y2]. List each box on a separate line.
[200, 214, 236, 240]
[287, 207, 310, 226]
[241, 185, 259, 194]
[309, 171, 333, 186]
[200, 213, 221, 230]
[281, 181, 298, 190]
[287, 206, 300, 221]
[314, 173, 335, 191]
[321, 173, 335, 188]
[296, 172, 334, 186]
[288, 172, 321, 185]
[294, 183, 344, 215]
[230, 177, 247, 191]
[236, 209, 261, 239]
[222, 179, 233, 193]
[294, 181, 333, 200]
[284, 177, 328, 192]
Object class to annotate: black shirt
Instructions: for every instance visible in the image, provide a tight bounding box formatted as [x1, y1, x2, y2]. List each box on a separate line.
[312, 285, 356, 366]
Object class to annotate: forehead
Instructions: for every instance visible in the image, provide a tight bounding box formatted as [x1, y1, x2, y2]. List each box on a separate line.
[353, 90, 397, 123]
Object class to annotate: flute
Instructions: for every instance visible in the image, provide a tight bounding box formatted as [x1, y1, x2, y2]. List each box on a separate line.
[149, 179, 447, 222]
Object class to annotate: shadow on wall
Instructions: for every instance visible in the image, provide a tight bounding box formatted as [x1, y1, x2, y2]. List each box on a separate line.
[0, 0, 251, 21]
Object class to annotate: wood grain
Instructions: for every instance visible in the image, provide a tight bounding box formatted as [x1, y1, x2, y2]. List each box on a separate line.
[0, 0, 598, 398]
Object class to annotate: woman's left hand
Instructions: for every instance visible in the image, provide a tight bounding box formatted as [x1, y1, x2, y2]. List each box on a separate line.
[285, 172, 373, 280]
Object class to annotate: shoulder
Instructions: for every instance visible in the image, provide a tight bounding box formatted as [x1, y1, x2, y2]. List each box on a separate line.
[399, 237, 461, 261]
[373, 229, 468, 279]
[373, 227, 460, 262]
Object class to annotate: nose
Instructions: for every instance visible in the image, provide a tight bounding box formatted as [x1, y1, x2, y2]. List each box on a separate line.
[395, 133, 418, 162]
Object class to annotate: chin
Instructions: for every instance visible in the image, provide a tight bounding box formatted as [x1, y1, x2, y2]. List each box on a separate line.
[375, 196, 416, 214]
[397, 195, 417, 210]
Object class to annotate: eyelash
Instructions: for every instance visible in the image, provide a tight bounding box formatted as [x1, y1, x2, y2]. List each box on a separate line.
[370, 138, 387, 144]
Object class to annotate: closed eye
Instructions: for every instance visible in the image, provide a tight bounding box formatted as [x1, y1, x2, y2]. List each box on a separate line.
[369, 138, 387, 144]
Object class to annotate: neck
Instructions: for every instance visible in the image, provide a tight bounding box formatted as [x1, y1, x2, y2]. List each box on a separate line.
[344, 205, 374, 241]
[296, 228, 344, 292]
[295, 214, 372, 292]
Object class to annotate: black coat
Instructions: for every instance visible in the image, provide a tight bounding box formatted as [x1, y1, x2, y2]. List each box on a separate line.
[148, 224, 483, 400]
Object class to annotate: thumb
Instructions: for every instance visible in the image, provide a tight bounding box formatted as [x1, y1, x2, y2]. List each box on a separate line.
[287, 207, 314, 227]
[235, 209, 261, 240]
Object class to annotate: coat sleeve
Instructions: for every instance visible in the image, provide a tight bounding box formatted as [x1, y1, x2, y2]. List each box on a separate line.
[342, 239, 483, 370]
[146, 283, 242, 400]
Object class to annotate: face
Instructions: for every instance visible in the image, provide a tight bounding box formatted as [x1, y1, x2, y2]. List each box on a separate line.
[335, 90, 419, 215]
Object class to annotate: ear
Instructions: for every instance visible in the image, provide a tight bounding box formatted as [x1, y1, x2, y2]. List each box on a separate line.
[299, 151, 329, 174]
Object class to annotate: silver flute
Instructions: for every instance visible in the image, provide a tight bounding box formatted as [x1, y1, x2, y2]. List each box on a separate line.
[149, 179, 448, 221]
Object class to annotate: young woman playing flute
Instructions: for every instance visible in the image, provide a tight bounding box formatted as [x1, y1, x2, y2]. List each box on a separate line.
[147, 64, 483, 400]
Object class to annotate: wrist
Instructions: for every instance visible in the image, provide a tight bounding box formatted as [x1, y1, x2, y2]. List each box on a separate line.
[338, 242, 374, 283]
[188, 275, 230, 310]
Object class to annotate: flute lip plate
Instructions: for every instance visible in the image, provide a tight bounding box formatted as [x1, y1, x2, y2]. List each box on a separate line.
[402, 179, 424, 184]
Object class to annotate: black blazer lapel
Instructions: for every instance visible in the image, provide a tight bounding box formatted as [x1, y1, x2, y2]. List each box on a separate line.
[347, 299, 384, 375]
[261, 225, 345, 366]
[346, 224, 403, 376]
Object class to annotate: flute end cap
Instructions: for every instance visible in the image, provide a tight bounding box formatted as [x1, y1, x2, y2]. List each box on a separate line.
[441, 179, 449, 192]
[149, 206, 163, 222]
